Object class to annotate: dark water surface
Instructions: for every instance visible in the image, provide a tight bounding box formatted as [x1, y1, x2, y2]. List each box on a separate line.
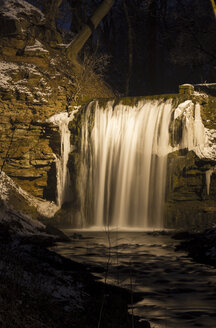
[52, 230, 216, 328]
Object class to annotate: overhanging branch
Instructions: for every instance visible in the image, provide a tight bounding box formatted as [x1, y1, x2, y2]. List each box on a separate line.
[66, 0, 114, 64]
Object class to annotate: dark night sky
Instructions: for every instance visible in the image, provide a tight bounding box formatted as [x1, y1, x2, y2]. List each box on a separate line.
[27, 0, 216, 96]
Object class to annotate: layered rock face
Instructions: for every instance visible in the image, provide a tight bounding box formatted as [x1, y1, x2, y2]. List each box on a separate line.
[0, 0, 113, 201]
[165, 86, 216, 229]
[0, 51, 67, 199]
[0, 0, 70, 199]
[165, 150, 216, 229]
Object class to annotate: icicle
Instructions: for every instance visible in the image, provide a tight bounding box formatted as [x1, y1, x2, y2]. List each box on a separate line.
[205, 168, 215, 195]
[77, 99, 216, 229]
[47, 110, 77, 207]
[173, 101, 216, 159]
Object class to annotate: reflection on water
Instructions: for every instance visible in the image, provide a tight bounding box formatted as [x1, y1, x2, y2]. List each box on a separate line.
[52, 231, 216, 328]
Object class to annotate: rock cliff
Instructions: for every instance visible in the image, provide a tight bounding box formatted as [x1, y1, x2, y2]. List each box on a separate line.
[165, 85, 216, 230]
[67, 90, 216, 229]
[0, 1, 215, 229]
[0, 0, 113, 202]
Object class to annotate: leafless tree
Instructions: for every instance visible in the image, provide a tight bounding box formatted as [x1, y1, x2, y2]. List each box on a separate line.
[66, 0, 114, 68]
[210, 0, 216, 19]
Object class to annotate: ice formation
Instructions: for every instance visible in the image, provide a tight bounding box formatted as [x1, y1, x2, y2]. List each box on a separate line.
[48, 110, 77, 207]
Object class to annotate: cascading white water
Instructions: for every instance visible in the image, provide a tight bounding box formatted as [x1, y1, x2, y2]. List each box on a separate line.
[46, 97, 216, 228]
[80, 99, 174, 229]
[48, 111, 76, 207]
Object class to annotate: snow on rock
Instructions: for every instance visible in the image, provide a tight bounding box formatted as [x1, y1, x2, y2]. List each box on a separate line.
[47, 111, 78, 126]
[0, 61, 41, 76]
[193, 91, 209, 99]
[0, 205, 45, 236]
[0, 72, 12, 90]
[0, 60, 53, 102]
[0, 60, 41, 95]
[173, 101, 216, 160]
[25, 39, 48, 53]
[0, 170, 59, 218]
[0, 172, 85, 312]
[0, 0, 45, 23]
[174, 100, 193, 120]
[0, 240, 86, 309]
[47, 110, 79, 206]
[24, 39, 49, 56]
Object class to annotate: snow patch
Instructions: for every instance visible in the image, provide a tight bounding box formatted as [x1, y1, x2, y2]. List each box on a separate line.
[0, 61, 41, 96]
[25, 39, 49, 53]
[0, 0, 45, 22]
[172, 101, 216, 160]
[47, 110, 78, 206]
[0, 170, 59, 218]
[0, 206, 45, 235]
[0, 242, 86, 309]
[174, 100, 193, 120]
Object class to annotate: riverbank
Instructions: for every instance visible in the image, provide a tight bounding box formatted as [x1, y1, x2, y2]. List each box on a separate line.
[174, 228, 216, 268]
[52, 229, 216, 328]
[0, 204, 149, 328]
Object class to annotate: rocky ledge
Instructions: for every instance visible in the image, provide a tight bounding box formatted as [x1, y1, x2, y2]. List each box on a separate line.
[174, 228, 216, 268]
[0, 201, 150, 328]
[0, 0, 113, 201]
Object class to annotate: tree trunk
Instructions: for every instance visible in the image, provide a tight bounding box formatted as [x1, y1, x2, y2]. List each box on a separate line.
[43, 0, 63, 27]
[66, 0, 114, 65]
[210, 0, 216, 19]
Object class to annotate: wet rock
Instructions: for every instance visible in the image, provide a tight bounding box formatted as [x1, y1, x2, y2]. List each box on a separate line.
[140, 321, 151, 328]
[45, 223, 71, 242]
[175, 228, 216, 267]
[165, 150, 216, 230]
[19, 233, 56, 246]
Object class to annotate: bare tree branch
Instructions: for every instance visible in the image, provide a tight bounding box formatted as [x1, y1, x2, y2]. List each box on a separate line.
[66, 0, 114, 67]
[43, 0, 63, 27]
[210, 0, 216, 19]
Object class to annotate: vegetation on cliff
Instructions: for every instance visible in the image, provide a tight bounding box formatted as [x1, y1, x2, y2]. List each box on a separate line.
[0, 0, 114, 202]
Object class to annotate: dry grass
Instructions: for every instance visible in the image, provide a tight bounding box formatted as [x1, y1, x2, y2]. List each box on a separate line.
[70, 51, 114, 105]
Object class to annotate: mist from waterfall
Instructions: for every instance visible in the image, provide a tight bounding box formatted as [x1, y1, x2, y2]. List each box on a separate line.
[80, 99, 174, 229]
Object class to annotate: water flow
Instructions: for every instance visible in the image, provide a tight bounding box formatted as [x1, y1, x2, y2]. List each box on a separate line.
[48, 112, 75, 207]
[80, 99, 174, 228]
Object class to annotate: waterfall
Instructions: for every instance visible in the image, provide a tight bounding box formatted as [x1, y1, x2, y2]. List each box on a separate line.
[79, 99, 174, 229]
[47, 98, 215, 228]
[48, 111, 76, 207]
